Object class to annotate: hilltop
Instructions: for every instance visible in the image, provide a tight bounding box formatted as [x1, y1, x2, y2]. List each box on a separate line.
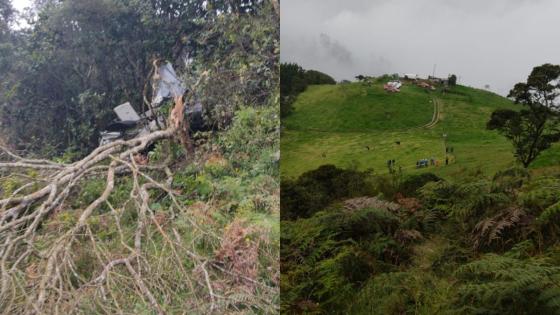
[281, 80, 560, 178]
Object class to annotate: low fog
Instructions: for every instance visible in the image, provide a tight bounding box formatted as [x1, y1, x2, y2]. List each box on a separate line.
[281, 0, 560, 95]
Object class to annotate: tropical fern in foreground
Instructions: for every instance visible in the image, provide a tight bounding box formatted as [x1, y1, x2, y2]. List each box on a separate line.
[455, 252, 560, 314]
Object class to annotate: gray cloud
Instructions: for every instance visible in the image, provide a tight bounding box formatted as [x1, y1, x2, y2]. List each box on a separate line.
[281, 0, 560, 95]
[319, 33, 353, 65]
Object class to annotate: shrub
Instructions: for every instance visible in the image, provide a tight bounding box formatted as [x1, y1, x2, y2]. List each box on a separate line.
[281, 165, 375, 220]
[399, 172, 442, 197]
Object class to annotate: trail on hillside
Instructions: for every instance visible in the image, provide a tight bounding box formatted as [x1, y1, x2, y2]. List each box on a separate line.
[422, 97, 441, 129]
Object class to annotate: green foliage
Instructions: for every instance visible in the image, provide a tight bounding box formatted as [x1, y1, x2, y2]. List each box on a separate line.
[282, 164, 560, 314]
[454, 252, 560, 314]
[280, 166, 429, 313]
[187, 3, 279, 129]
[448, 74, 457, 86]
[280, 62, 335, 117]
[280, 165, 375, 220]
[281, 205, 411, 314]
[0, 0, 278, 157]
[1, 176, 21, 197]
[419, 177, 513, 233]
[304, 69, 337, 85]
[540, 201, 560, 225]
[492, 166, 530, 192]
[487, 64, 560, 168]
[348, 270, 457, 315]
[399, 172, 442, 197]
[521, 176, 560, 215]
[218, 105, 279, 176]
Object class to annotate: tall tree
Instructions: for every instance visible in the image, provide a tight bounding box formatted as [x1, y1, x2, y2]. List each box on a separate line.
[487, 64, 560, 168]
[448, 74, 457, 86]
[355, 74, 365, 81]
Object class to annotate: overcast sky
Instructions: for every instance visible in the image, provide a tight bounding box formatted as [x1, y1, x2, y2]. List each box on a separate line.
[281, 0, 560, 95]
[11, 0, 31, 12]
[10, 0, 32, 29]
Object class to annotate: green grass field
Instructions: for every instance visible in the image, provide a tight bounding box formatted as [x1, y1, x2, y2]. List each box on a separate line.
[281, 82, 560, 179]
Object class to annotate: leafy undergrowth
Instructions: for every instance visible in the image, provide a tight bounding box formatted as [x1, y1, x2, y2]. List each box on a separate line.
[1, 105, 279, 314]
[281, 165, 560, 314]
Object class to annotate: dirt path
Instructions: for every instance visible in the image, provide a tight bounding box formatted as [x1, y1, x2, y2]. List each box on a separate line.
[422, 97, 441, 129]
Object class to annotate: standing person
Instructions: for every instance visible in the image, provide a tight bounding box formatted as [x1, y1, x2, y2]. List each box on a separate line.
[445, 156, 449, 165]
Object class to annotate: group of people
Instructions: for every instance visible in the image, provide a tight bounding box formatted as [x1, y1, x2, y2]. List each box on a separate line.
[416, 158, 431, 168]
[416, 156, 451, 168]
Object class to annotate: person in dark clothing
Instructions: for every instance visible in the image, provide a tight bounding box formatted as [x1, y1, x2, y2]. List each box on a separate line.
[445, 156, 449, 165]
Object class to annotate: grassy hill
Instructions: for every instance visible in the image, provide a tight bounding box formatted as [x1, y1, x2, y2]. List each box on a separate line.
[281, 81, 560, 178]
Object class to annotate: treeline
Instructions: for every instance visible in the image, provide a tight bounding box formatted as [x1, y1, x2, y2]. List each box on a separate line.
[0, 0, 278, 157]
[281, 164, 560, 314]
[280, 63, 335, 117]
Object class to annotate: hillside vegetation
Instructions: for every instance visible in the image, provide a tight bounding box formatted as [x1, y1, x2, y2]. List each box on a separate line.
[0, 1, 279, 314]
[281, 70, 560, 314]
[281, 81, 560, 178]
[281, 164, 560, 314]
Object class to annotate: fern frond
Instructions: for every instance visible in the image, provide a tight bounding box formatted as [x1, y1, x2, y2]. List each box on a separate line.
[538, 201, 560, 224]
[471, 207, 528, 251]
[455, 253, 560, 314]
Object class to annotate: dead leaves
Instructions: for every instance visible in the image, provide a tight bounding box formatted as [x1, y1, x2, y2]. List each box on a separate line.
[215, 219, 260, 293]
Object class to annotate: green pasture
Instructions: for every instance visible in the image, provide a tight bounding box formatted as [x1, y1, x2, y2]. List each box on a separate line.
[281, 82, 560, 179]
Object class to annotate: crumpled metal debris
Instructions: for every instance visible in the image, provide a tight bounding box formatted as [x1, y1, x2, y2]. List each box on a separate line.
[151, 62, 186, 106]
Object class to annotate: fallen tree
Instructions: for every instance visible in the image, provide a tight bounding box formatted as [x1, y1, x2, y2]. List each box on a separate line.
[0, 78, 278, 314]
[0, 84, 194, 310]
